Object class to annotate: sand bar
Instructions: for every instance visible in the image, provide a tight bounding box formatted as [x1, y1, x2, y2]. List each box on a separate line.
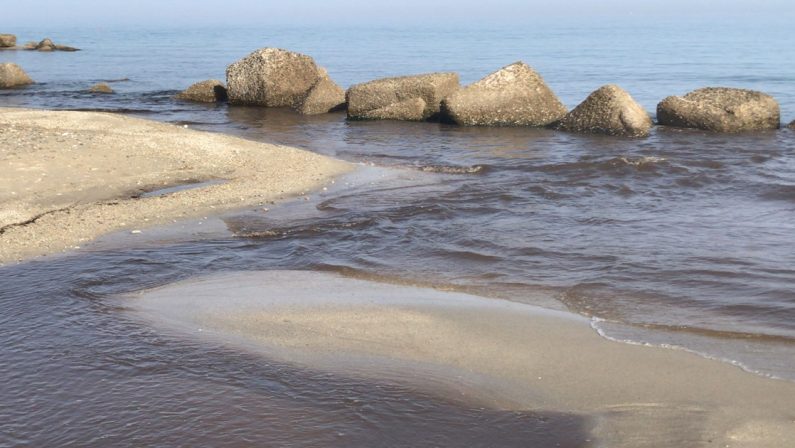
[0, 108, 353, 264]
[127, 270, 795, 448]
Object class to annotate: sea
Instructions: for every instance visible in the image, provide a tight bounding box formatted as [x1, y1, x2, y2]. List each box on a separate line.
[1, 20, 794, 446]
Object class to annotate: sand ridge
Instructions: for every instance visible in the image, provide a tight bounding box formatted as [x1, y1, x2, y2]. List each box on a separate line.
[0, 108, 353, 264]
[128, 270, 795, 448]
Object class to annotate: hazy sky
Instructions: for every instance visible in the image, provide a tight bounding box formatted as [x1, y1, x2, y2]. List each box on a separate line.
[2, 0, 794, 26]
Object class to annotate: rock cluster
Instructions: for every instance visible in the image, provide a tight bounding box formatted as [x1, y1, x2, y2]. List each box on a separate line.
[176, 80, 228, 103]
[23, 38, 79, 52]
[346, 73, 459, 121]
[657, 87, 780, 133]
[88, 83, 114, 94]
[441, 62, 567, 127]
[226, 48, 344, 115]
[557, 84, 652, 137]
[0, 34, 16, 47]
[0, 63, 34, 88]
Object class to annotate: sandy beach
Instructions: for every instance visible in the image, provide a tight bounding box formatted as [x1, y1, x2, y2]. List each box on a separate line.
[0, 108, 353, 264]
[127, 270, 795, 448]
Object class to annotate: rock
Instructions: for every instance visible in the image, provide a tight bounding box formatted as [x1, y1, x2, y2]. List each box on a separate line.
[227, 48, 322, 107]
[30, 38, 79, 52]
[0, 63, 34, 88]
[346, 72, 459, 121]
[35, 38, 56, 51]
[88, 83, 114, 94]
[788, 120, 795, 130]
[296, 69, 346, 115]
[176, 79, 228, 103]
[441, 62, 567, 127]
[0, 34, 16, 48]
[358, 97, 427, 121]
[657, 87, 780, 132]
[557, 85, 652, 137]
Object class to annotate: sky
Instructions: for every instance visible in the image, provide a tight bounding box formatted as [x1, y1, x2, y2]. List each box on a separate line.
[1, 0, 794, 26]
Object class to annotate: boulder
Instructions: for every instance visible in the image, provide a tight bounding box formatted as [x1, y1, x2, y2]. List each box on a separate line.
[35, 38, 56, 51]
[88, 83, 114, 94]
[441, 62, 567, 127]
[0, 63, 34, 88]
[176, 79, 228, 103]
[788, 120, 795, 130]
[557, 84, 653, 137]
[0, 34, 16, 47]
[226, 48, 322, 107]
[296, 69, 346, 115]
[346, 72, 459, 121]
[358, 97, 427, 121]
[657, 87, 780, 132]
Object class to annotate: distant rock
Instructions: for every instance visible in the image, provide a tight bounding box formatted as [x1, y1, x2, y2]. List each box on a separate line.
[227, 48, 322, 107]
[296, 69, 346, 115]
[441, 62, 567, 127]
[176, 79, 228, 103]
[346, 72, 459, 121]
[88, 83, 114, 94]
[557, 85, 653, 137]
[0, 63, 34, 88]
[35, 38, 56, 51]
[657, 87, 780, 132]
[788, 120, 795, 130]
[23, 37, 79, 52]
[0, 34, 16, 48]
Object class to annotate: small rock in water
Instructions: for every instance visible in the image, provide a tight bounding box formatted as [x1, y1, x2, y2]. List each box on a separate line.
[88, 83, 114, 94]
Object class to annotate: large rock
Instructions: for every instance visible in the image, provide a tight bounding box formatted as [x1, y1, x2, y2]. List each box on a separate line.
[359, 97, 427, 121]
[657, 87, 780, 132]
[176, 79, 228, 103]
[0, 63, 34, 88]
[441, 62, 567, 127]
[88, 83, 114, 94]
[35, 38, 56, 51]
[346, 73, 459, 121]
[226, 48, 322, 107]
[27, 38, 79, 52]
[557, 84, 652, 137]
[296, 69, 346, 115]
[788, 120, 795, 130]
[0, 34, 16, 47]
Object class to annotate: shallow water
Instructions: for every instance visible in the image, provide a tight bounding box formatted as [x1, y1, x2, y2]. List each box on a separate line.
[1, 21, 795, 445]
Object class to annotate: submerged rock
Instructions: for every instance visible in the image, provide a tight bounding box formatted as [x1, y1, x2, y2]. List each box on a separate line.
[346, 72, 459, 121]
[296, 69, 346, 115]
[88, 83, 114, 94]
[0, 63, 34, 88]
[441, 62, 567, 127]
[657, 87, 780, 132]
[557, 85, 652, 137]
[226, 48, 322, 107]
[176, 79, 228, 103]
[0, 34, 16, 48]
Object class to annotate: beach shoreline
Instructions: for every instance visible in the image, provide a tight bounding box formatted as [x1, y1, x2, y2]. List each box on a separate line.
[0, 107, 354, 264]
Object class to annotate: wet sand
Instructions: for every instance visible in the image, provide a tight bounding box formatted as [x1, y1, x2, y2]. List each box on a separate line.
[127, 270, 795, 448]
[0, 108, 353, 264]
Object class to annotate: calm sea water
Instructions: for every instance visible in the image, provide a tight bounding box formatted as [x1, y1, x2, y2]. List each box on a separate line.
[1, 21, 795, 446]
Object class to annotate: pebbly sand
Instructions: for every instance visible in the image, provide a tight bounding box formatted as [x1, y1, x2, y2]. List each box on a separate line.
[127, 270, 795, 448]
[0, 108, 353, 264]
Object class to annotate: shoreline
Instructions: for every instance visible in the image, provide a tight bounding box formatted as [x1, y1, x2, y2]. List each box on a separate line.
[0, 107, 354, 265]
[126, 270, 795, 447]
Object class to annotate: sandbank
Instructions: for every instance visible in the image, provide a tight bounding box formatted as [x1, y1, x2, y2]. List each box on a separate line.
[0, 108, 353, 264]
[126, 270, 795, 448]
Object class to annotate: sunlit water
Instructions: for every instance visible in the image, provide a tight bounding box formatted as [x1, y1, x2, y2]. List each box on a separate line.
[1, 21, 794, 446]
